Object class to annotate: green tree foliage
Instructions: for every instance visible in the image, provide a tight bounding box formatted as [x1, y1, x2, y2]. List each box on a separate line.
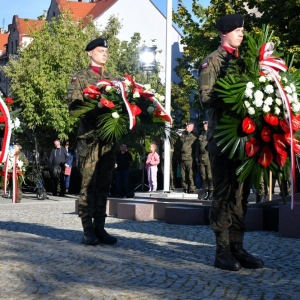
[3, 12, 163, 149]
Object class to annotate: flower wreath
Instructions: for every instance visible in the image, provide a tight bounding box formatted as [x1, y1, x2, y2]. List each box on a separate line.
[73, 74, 172, 142]
[214, 25, 300, 208]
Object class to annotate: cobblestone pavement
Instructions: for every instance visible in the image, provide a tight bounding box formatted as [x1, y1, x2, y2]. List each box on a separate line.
[0, 192, 300, 300]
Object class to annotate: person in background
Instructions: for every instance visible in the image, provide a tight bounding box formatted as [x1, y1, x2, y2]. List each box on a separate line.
[145, 143, 160, 192]
[49, 139, 69, 197]
[115, 144, 133, 197]
[198, 14, 263, 271]
[63, 140, 74, 194]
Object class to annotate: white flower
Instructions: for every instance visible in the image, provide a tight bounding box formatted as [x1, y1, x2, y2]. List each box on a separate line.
[112, 112, 119, 119]
[154, 93, 160, 99]
[276, 74, 281, 81]
[248, 107, 255, 115]
[259, 76, 266, 83]
[244, 88, 253, 98]
[244, 101, 251, 108]
[264, 97, 273, 106]
[253, 98, 263, 108]
[147, 106, 155, 113]
[17, 160, 23, 168]
[290, 83, 296, 92]
[262, 104, 271, 113]
[275, 89, 281, 98]
[105, 85, 112, 92]
[292, 103, 300, 112]
[284, 86, 293, 94]
[275, 98, 282, 106]
[133, 91, 140, 98]
[274, 107, 281, 115]
[282, 77, 288, 83]
[287, 94, 293, 103]
[159, 95, 165, 102]
[264, 84, 274, 94]
[124, 79, 131, 86]
[144, 84, 151, 91]
[14, 117, 20, 129]
[254, 90, 264, 101]
[292, 93, 298, 102]
[246, 82, 255, 89]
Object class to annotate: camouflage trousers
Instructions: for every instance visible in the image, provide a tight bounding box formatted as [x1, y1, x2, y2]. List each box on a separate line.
[200, 162, 213, 190]
[209, 153, 250, 246]
[180, 160, 196, 191]
[77, 140, 116, 229]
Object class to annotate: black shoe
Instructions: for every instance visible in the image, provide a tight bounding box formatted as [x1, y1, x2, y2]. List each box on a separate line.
[82, 228, 99, 245]
[188, 190, 196, 194]
[214, 245, 241, 271]
[207, 190, 213, 200]
[94, 227, 117, 244]
[230, 243, 264, 269]
[183, 189, 188, 193]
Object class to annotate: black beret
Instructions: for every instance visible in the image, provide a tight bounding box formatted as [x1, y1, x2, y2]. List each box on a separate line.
[185, 120, 194, 126]
[215, 14, 244, 33]
[85, 38, 108, 51]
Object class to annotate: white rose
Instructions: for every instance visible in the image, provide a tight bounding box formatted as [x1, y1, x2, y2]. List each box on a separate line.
[282, 77, 288, 83]
[253, 98, 263, 108]
[284, 86, 293, 94]
[144, 84, 151, 91]
[105, 85, 112, 92]
[292, 103, 300, 112]
[290, 83, 296, 92]
[244, 101, 251, 108]
[274, 107, 281, 115]
[159, 95, 165, 102]
[264, 97, 273, 106]
[246, 82, 255, 89]
[147, 106, 155, 113]
[112, 112, 120, 119]
[259, 76, 266, 83]
[154, 93, 160, 99]
[292, 93, 298, 102]
[244, 89, 253, 98]
[248, 107, 255, 115]
[262, 104, 271, 113]
[254, 90, 264, 101]
[14, 117, 21, 128]
[287, 94, 293, 103]
[124, 79, 131, 86]
[133, 91, 140, 98]
[275, 98, 282, 106]
[263, 84, 274, 94]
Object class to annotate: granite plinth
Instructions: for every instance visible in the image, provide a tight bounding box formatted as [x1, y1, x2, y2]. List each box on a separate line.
[165, 206, 204, 225]
[117, 203, 154, 221]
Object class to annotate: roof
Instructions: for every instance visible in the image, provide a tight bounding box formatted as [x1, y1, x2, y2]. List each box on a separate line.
[56, 0, 118, 24]
[17, 18, 46, 35]
[0, 33, 9, 51]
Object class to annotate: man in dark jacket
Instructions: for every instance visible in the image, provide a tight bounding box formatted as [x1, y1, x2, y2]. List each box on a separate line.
[66, 37, 117, 246]
[49, 139, 69, 196]
[198, 14, 263, 271]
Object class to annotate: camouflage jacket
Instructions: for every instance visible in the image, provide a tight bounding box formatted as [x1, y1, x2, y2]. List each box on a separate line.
[66, 66, 115, 140]
[198, 131, 209, 164]
[198, 46, 237, 155]
[179, 131, 198, 161]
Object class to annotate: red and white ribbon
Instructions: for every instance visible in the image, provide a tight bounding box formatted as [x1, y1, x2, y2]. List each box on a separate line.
[259, 42, 295, 209]
[0, 95, 12, 162]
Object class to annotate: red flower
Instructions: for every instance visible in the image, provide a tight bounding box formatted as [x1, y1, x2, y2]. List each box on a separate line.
[83, 85, 101, 99]
[5, 97, 14, 104]
[284, 132, 298, 146]
[280, 119, 290, 133]
[273, 134, 287, 155]
[129, 104, 142, 116]
[264, 113, 278, 126]
[291, 115, 300, 131]
[245, 137, 259, 157]
[261, 126, 271, 142]
[100, 98, 115, 108]
[295, 143, 300, 154]
[242, 117, 256, 134]
[276, 151, 287, 167]
[258, 146, 273, 167]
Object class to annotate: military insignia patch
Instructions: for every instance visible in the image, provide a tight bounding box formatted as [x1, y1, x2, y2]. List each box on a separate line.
[72, 77, 77, 82]
[202, 63, 208, 69]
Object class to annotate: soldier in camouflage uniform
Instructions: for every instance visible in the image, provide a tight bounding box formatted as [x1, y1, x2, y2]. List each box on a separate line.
[66, 37, 117, 246]
[179, 121, 198, 193]
[198, 121, 213, 200]
[198, 14, 263, 271]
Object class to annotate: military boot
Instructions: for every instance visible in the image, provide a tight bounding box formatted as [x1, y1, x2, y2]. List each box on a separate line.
[94, 226, 117, 244]
[207, 190, 213, 200]
[214, 245, 241, 271]
[202, 189, 209, 200]
[82, 227, 99, 245]
[230, 243, 264, 269]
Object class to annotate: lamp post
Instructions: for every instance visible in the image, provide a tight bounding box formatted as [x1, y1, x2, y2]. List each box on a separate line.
[135, 46, 157, 192]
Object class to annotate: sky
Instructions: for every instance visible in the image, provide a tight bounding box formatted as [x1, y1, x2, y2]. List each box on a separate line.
[0, 0, 211, 31]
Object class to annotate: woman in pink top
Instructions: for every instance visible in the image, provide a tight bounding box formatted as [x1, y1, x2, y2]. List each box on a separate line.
[145, 143, 160, 192]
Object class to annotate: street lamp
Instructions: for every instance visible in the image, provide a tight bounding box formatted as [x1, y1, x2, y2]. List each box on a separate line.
[134, 47, 157, 192]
